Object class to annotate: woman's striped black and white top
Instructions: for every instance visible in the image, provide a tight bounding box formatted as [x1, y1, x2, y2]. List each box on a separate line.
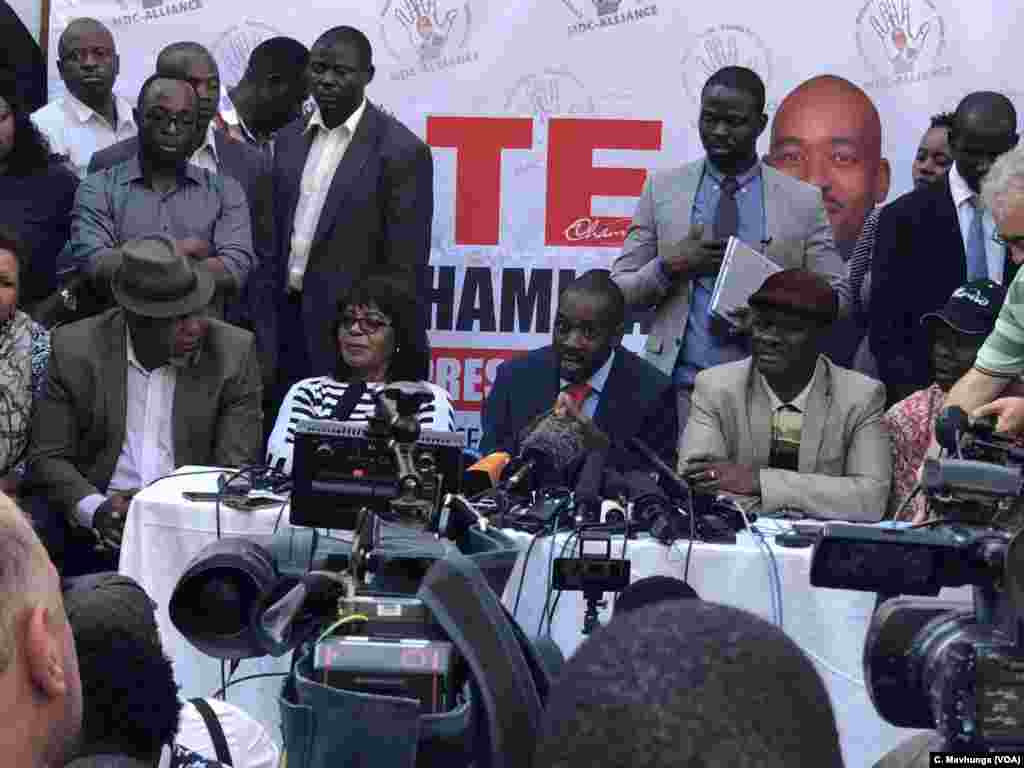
[266, 377, 458, 474]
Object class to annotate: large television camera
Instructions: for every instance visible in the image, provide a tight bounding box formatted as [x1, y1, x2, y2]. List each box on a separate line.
[809, 407, 1024, 752]
[170, 383, 550, 768]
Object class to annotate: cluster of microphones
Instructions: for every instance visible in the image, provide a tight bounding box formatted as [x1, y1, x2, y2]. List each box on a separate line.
[467, 410, 746, 543]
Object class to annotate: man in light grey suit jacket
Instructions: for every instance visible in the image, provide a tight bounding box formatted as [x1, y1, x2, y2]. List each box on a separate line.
[612, 67, 845, 434]
[679, 270, 888, 523]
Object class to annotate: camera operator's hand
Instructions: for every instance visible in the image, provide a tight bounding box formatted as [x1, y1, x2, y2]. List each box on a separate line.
[683, 455, 761, 496]
[972, 397, 1024, 436]
[661, 223, 726, 278]
[92, 491, 135, 551]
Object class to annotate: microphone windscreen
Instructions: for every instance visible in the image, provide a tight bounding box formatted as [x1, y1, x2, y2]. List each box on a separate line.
[935, 406, 969, 454]
[519, 413, 587, 474]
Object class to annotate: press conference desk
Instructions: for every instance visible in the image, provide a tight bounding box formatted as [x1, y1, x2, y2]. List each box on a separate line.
[500, 526, 971, 768]
[120, 469, 966, 766]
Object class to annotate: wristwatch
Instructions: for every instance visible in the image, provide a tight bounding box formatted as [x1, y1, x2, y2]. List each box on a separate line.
[60, 286, 78, 312]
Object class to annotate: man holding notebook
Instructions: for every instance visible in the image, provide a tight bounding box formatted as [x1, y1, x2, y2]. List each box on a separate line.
[611, 66, 843, 435]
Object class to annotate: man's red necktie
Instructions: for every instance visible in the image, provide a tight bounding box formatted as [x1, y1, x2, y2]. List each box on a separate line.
[562, 382, 593, 408]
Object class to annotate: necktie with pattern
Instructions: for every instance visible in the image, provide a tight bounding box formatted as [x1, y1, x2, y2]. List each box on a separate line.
[562, 382, 593, 409]
[714, 176, 740, 240]
[966, 196, 988, 281]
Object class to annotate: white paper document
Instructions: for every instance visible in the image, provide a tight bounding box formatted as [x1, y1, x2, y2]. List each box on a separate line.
[709, 237, 781, 326]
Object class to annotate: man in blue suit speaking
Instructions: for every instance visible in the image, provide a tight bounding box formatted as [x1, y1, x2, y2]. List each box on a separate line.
[480, 270, 677, 467]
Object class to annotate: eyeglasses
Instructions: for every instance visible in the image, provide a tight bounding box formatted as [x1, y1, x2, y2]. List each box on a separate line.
[340, 314, 391, 334]
[993, 233, 1024, 248]
[61, 47, 114, 64]
[144, 110, 197, 130]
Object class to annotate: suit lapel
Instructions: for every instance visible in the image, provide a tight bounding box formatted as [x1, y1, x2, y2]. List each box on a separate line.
[797, 358, 830, 473]
[309, 102, 379, 249]
[744, 360, 772, 465]
[104, 312, 128, 464]
[762, 165, 783, 242]
[172, 356, 211, 466]
[935, 178, 967, 283]
[678, 161, 703, 234]
[280, 120, 317, 250]
[593, 352, 625, 435]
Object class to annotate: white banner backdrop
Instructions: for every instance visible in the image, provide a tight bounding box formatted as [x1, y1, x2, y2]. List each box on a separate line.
[43, 2, 1024, 761]
[45, 0, 1024, 453]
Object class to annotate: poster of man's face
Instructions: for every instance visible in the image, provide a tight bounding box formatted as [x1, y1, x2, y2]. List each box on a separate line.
[767, 75, 891, 253]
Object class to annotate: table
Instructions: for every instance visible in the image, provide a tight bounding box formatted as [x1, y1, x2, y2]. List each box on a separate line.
[121, 469, 971, 767]
[499, 527, 971, 768]
[119, 467, 295, 746]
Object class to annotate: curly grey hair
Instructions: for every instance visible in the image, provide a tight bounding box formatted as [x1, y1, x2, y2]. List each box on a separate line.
[982, 143, 1024, 220]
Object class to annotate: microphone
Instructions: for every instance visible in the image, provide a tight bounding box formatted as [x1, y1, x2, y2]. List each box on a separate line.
[627, 437, 691, 497]
[573, 448, 608, 523]
[935, 406, 970, 455]
[465, 452, 511, 494]
[501, 411, 587, 491]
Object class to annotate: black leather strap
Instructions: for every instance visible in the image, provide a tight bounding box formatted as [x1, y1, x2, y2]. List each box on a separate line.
[189, 698, 233, 766]
[331, 380, 368, 421]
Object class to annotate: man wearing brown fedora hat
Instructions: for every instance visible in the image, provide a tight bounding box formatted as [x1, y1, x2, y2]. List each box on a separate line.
[679, 268, 890, 522]
[25, 234, 263, 577]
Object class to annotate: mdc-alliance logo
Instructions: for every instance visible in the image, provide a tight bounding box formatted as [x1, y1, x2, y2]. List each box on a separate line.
[111, 0, 203, 27]
[856, 0, 951, 89]
[380, 0, 479, 81]
[681, 25, 774, 117]
[560, 0, 658, 37]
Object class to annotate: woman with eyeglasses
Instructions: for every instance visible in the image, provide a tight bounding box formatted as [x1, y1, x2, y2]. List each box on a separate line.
[266, 273, 456, 474]
[0, 70, 79, 315]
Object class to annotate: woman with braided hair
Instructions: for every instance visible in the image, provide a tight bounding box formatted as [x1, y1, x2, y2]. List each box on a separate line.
[0, 226, 49, 495]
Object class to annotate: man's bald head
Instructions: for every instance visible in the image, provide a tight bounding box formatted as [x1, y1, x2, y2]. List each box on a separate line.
[949, 91, 1019, 194]
[0, 496, 52, 673]
[0, 495, 83, 768]
[769, 74, 890, 250]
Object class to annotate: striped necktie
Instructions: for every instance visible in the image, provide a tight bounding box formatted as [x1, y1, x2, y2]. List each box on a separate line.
[966, 197, 988, 281]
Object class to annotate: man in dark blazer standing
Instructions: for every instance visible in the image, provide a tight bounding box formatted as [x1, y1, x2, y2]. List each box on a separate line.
[480, 270, 677, 467]
[88, 42, 276, 388]
[870, 91, 1019, 404]
[271, 25, 433, 397]
[27, 235, 263, 578]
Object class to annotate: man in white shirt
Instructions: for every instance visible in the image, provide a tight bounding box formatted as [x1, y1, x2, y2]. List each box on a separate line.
[871, 91, 1020, 404]
[27, 235, 263, 577]
[271, 25, 433, 399]
[31, 18, 136, 177]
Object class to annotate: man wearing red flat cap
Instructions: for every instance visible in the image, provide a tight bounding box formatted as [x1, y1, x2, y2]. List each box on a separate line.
[679, 268, 890, 522]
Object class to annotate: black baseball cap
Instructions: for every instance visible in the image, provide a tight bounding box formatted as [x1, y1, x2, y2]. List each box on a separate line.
[921, 279, 1007, 335]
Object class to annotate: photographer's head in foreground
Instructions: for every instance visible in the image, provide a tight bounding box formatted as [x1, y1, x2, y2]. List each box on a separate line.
[534, 600, 843, 768]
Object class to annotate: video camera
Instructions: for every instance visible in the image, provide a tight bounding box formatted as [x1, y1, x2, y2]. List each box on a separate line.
[170, 383, 553, 768]
[809, 406, 1024, 751]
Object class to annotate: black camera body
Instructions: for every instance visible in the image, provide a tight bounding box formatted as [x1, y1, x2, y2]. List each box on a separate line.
[810, 407, 1024, 751]
[290, 382, 465, 530]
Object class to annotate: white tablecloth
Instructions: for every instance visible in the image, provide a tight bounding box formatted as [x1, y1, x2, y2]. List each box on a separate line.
[500, 527, 971, 768]
[119, 467, 293, 747]
[119, 469, 970, 767]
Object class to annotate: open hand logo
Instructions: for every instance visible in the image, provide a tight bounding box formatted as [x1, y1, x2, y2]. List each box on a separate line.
[869, 0, 931, 75]
[591, 0, 621, 16]
[395, 0, 459, 62]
